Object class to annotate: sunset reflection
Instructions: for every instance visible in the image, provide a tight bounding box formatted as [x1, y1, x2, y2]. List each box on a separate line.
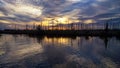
[0, 35, 120, 68]
[42, 37, 71, 46]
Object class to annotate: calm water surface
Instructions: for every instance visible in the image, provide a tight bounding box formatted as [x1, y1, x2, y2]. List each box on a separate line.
[0, 34, 120, 68]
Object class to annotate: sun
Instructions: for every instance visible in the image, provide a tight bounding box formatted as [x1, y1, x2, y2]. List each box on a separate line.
[57, 17, 68, 24]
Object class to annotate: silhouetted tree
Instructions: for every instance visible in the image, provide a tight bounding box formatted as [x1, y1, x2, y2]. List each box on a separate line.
[33, 23, 36, 30]
[26, 24, 28, 30]
[37, 25, 41, 30]
[105, 22, 109, 31]
[0, 34, 2, 37]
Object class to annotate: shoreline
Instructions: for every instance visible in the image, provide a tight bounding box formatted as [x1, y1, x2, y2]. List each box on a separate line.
[0, 30, 120, 36]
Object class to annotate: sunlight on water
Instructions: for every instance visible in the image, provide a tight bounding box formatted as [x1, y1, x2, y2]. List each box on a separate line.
[0, 34, 120, 68]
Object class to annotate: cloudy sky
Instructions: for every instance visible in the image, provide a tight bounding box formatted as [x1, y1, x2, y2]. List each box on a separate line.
[0, 0, 120, 28]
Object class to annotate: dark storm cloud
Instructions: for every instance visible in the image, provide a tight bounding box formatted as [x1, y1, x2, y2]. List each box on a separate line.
[0, 7, 8, 15]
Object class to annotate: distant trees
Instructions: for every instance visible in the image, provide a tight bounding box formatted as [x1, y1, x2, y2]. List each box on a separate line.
[105, 22, 108, 31]
[36, 25, 41, 30]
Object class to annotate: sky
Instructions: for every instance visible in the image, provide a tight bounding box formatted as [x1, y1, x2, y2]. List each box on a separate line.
[0, 0, 120, 28]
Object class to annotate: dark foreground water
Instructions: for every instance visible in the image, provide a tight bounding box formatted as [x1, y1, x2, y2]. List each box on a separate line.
[0, 34, 120, 68]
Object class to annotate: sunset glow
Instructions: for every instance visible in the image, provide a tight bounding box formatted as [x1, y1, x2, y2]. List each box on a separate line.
[84, 19, 95, 24]
[57, 17, 68, 24]
[0, 0, 119, 29]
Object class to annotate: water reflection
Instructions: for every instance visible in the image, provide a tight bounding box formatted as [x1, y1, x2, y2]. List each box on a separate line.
[99, 36, 110, 49]
[0, 34, 120, 68]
